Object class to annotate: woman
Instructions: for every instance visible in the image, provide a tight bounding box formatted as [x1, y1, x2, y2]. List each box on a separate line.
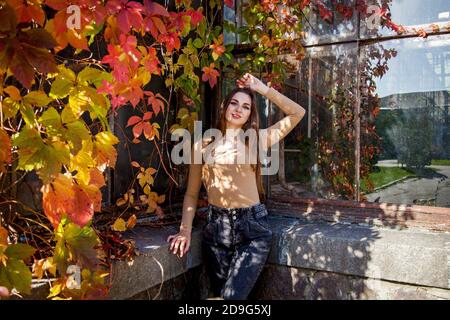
[167, 73, 305, 299]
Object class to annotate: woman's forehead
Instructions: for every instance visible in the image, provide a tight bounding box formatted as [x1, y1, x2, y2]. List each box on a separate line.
[231, 92, 252, 104]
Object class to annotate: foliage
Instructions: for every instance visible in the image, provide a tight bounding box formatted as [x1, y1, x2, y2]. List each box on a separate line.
[0, 0, 427, 298]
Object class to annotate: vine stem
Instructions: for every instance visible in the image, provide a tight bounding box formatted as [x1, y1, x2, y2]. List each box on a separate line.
[152, 138, 179, 187]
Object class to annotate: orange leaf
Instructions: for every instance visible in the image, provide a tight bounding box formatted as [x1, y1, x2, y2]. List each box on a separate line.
[0, 128, 12, 173]
[89, 168, 106, 188]
[41, 174, 102, 228]
[0, 226, 8, 246]
[202, 63, 220, 88]
[131, 161, 140, 168]
[126, 214, 137, 229]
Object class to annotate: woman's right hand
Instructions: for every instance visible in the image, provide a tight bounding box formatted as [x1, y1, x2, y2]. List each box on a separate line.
[167, 229, 191, 258]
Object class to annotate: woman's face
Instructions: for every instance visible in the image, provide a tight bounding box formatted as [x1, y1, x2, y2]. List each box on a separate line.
[225, 92, 252, 129]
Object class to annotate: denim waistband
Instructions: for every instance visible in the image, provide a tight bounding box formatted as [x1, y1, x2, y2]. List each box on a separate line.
[208, 202, 267, 219]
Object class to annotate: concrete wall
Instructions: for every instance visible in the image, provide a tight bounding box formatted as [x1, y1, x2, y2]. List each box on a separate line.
[109, 213, 450, 300]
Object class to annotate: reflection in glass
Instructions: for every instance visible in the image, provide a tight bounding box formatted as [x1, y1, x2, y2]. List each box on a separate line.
[303, 0, 358, 45]
[270, 44, 359, 200]
[362, 34, 450, 207]
[361, 0, 450, 39]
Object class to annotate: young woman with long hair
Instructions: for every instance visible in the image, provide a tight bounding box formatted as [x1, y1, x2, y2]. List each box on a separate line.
[167, 73, 305, 300]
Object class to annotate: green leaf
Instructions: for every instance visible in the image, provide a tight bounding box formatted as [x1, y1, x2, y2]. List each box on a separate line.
[61, 107, 77, 124]
[50, 78, 73, 99]
[36, 141, 70, 183]
[12, 127, 46, 171]
[5, 243, 35, 260]
[19, 103, 36, 125]
[77, 67, 104, 85]
[0, 259, 33, 294]
[197, 19, 206, 40]
[64, 222, 99, 269]
[2, 98, 20, 119]
[193, 38, 204, 48]
[190, 54, 200, 67]
[177, 54, 188, 66]
[39, 107, 62, 134]
[23, 91, 52, 107]
[65, 121, 90, 155]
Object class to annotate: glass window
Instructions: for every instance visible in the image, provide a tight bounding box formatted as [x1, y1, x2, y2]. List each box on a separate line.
[361, 0, 450, 39]
[270, 43, 359, 200]
[303, 0, 358, 46]
[361, 34, 450, 208]
[223, 0, 249, 45]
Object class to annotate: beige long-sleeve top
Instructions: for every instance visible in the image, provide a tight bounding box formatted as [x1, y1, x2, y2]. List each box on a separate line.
[179, 87, 305, 232]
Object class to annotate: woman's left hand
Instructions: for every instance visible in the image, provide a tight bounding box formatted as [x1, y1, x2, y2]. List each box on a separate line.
[236, 73, 269, 95]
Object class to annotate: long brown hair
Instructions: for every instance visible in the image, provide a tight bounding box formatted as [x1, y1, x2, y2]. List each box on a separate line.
[211, 87, 266, 202]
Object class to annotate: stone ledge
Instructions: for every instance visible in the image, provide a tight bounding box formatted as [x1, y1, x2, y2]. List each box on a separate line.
[268, 215, 450, 290]
[108, 225, 204, 299]
[108, 214, 450, 299]
[266, 197, 450, 232]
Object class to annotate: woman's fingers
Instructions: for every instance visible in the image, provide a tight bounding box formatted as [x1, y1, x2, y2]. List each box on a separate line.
[172, 239, 181, 254]
[179, 242, 185, 257]
[183, 240, 190, 255]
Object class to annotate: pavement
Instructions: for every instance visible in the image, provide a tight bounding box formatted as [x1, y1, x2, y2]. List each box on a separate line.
[365, 160, 450, 207]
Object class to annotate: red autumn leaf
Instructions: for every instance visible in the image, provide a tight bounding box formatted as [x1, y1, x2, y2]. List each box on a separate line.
[144, 0, 169, 17]
[158, 32, 180, 53]
[142, 111, 153, 121]
[186, 8, 203, 27]
[144, 16, 167, 39]
[143, 0, 169, 38]
[202, 63, 220, 88]
[8, 0, 45, 25]
[127, 115, 142, 127]
[0, 5, 57, 88]
[224, 0, 234, 8]
[107, 0, 144, 34]
[132, 121, 145, 138]
[317, 3, 333, 22]
[168, 12, 189, 33]
[143, 47, 161, 75]
[142, 122, 154, 140]
[300, 0, 311, 10]
[145, 91, 165, 115]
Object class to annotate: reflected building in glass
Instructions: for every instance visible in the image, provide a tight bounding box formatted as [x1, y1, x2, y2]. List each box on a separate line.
[221, 0, 450, 208]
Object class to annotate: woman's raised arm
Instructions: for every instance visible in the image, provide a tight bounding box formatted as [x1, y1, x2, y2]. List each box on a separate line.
[236, 73, 305, 149]
[260, 86, 305, 149]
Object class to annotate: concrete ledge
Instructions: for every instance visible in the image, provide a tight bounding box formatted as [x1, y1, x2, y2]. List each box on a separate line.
[108, 214, 450, 299]
[108, 225, 204, 299]
[267, 215, 450, 290]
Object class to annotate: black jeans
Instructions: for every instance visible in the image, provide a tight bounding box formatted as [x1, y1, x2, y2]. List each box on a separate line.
[201, 202, 273, 300]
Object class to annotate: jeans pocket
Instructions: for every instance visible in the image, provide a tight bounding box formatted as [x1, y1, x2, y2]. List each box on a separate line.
[246, 214, 271, 239]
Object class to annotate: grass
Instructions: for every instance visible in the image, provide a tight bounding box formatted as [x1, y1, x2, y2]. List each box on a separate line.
[431, 159, 450, 166]
[362, 166, 415, 193]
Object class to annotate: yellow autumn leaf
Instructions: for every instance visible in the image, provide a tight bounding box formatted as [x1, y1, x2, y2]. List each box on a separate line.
[4, 86, 21, 101]
[157, 194, 166, 204]
[111, 218, 127, 232]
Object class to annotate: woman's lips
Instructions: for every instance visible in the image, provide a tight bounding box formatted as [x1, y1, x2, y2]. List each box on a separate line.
[232, 113, 241, 119]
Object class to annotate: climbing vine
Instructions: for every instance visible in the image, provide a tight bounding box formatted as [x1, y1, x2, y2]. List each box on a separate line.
[0, 0, 442, 299]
